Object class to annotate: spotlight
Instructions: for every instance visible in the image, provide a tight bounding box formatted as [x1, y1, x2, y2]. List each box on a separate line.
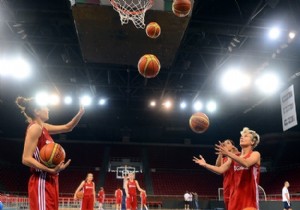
[255, 72, 281, 94]
[64, 96, 72, 105]
[149, 100, 156, 107]
[98, 98, 106, 105]
[288, 32, 296, 40]
[80, 95, 92, 106]
[206, 101, 217, 113]
[268, 27, 280, 40]
[162, 100, 172, 109]
[193, 101, 203, 111]
[180, 102, 187, 109]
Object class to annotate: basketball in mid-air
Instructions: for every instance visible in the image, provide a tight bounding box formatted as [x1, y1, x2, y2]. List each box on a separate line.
[76, 191, 84, 199]
[189, 112, 210, 133]
[145, 22, 161, 39]
[172, 0, 192, 17]
[39, 143, 66, 168]
[138, 54, 161, 78]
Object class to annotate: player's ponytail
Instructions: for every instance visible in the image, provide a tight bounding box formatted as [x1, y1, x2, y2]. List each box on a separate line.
[16, 96, 36, 122]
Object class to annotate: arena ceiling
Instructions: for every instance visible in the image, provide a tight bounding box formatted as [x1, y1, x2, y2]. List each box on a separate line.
[0, 0, 300, 145]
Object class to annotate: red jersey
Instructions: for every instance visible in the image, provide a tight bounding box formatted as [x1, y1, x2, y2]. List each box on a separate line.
[27, 123, 54, 173]
[222, 156, 234, 209]
[98, 190, 105, 203]
[83, 182, 94, 197]
[26, 123, 58, 210]
[115, 189, 122, 204]
[229, 152, 260, 210]
[127, 180, 137, 196]
[115, 189, 122, 199]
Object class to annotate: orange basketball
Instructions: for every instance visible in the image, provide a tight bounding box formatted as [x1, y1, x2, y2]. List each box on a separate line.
[138, 54, 161, 78]
[172, 0, 192, 17]
[76, 191, 84, 200]
[39, 143, 66, 168]
[189, 112, 209, 133]
[145, 22, 161, 39]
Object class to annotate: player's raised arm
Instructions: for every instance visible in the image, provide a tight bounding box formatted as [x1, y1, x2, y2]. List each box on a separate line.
[44, 105, 85, 134]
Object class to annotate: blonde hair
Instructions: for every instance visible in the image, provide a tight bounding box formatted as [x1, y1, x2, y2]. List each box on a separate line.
[240, 127, 260, 148]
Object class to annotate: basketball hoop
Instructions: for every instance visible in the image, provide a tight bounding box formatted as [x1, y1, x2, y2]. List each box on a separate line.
[110, 0, 153, 29]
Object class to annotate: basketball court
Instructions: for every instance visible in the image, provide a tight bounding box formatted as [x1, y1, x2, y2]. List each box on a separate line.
[0, 0, 300, 210]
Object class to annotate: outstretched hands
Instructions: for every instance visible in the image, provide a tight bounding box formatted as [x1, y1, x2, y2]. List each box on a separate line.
[215, 141, 230, 156]
[192, 155, 206, 167]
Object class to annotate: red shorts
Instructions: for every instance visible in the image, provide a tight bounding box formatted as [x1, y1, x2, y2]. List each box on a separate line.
[28, 172, 59, 210]
[116, 197, 122, 204]
[82, 195, 94, 210]
[126, 195, 137, 210]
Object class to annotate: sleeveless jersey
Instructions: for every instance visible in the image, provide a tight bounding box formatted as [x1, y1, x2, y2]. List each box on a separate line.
[83, 182, 94, 197]
[26, 123, 59, 210]
[27, 123, 54, 173]
[98, 190, 105, 202]
[115, 189, 122, 199]
[222, 156, 234, 206]
[127, 180, 137, 196]
[229, 152, 260, 210]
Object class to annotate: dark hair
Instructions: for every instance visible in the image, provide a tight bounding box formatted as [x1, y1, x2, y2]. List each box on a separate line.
[15, 97, 37, 122]
[224, 139, 235, 146]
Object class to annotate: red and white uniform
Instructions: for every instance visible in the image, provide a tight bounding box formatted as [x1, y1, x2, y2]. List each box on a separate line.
[115, 189, 123, 204]
[140, 191, 147, 205]
[126, 180, 137, 210]
[98, 189, 105, 204]
[222, 156, 234, 210]
[27, 123, 59, 210]
[81, 182, 95, 210]
[229, 152, 260, 210]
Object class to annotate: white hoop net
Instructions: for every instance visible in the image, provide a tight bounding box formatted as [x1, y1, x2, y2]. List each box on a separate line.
[110, 0, 153, 29]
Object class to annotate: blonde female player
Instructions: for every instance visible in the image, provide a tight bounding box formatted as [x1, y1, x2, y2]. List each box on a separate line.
[74, 173, 96, 210]
[16, 96, 84, 210]
[193, 127, 260, 210]
[124, 172, 145, 210]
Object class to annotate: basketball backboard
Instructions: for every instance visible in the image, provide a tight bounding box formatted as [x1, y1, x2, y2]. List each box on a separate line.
[116, 166, 136, 179]
[70, 0, 194, 68]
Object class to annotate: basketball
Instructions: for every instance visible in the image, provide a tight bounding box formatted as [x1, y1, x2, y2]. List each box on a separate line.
[172, 0, 192, 17]
[189, 112, 209, 133]
[145, 22, 161, 39]
[76, 191, 84, 199]
[138, 54, 161, 78]
[39, 143, 66, 168]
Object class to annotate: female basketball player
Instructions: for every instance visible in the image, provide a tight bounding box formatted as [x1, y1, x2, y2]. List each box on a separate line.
[124, 172, 145, 210]
[115, 187, 123, 210]
[74, 173, 96, 210]
[215, 139, 239, 210]
[16, 96, 84, 210]
[97, 187, 105, 210]
[140, 190, 148, 210]
[193, 127, 260, 210]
